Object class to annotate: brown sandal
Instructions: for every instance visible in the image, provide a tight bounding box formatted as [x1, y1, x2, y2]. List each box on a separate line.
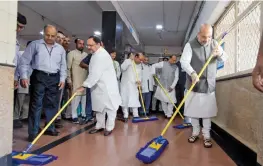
[204, 139, 212, 148]
[188, 135, 199, 143]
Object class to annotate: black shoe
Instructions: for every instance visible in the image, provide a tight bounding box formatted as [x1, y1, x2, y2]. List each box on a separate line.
[44, 130, 59, 136]
[13, 120, 23, 129]
[28, 135, 36, 142]
[55, 120, 63, 128]
[124, 118, 128, 123]
[88, 128, 104, 134]
[79, 117, 94, 125]
[72, 118, 79, 124]
[104, 130, 112, 136]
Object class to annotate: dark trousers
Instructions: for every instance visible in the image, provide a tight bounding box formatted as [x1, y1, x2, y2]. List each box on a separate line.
[139, 91, 152, 114]
[28, 70, 60, 137]
[175, 84, 185, 114]
[85, 88, 93, 119]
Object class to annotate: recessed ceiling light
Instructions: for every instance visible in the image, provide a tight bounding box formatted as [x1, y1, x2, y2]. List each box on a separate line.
[40, 30, 44, 35]
[156, 25, 163, 30]
[94, 31, 101, 36]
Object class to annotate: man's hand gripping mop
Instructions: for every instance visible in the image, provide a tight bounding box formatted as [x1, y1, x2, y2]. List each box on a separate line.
[12, 92, 77, 166]
[136, 32, 227, 164]
[131, 61, 158, 123]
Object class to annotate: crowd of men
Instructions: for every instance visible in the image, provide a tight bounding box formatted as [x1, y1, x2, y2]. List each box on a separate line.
[13, 12, 228, 148]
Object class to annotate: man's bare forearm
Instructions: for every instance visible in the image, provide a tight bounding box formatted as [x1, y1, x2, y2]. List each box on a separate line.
[258, 33, 263, 57]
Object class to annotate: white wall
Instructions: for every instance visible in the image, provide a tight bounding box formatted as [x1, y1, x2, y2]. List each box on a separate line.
[0, 1, 17, 162]
[144, 46, 182, 64]
[145, 46, 182, 55]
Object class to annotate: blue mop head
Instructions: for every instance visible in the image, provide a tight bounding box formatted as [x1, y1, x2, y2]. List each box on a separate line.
[173, 123, 192, 129]
[136, 136, 169, 164]
[132, 116, 158, 123]
[12, 151, 58, 165]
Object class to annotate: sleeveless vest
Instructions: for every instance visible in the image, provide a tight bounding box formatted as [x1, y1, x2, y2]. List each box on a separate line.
[160, 61, 178, 89]
[185, 38, 218, 93]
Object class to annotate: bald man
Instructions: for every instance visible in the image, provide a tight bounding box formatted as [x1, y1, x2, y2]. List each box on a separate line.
[120, 53, 143, 122]
[19, 24, 67, 141]
[180, 24, 227, 148]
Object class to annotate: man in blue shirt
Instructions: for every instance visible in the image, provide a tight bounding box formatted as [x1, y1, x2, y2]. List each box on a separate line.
[19, 24, 67, 141]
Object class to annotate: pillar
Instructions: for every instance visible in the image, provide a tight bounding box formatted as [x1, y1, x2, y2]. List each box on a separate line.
[0, 1, 18, 166]
[101, 11, 124, 62]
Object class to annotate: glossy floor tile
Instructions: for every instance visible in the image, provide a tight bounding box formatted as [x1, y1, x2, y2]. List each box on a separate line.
[40, 116, 236, 166]
[13, 119, 93, 152]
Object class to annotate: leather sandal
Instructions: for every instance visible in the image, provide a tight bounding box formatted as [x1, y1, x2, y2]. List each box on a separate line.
[188, 135, 199, 143]
[204, 139, 212, 148]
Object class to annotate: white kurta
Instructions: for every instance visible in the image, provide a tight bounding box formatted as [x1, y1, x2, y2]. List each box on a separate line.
[120, 59, 141, 108]
[180, 42, 227, 118]
[151, 61, 179, 103]
[113, 60, 121, 80]
[141, 64, 154, 93]
[82, 47, 121, 113]
[113, 60, 121, 91]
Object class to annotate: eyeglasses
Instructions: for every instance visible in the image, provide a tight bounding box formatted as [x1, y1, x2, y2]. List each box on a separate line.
[17, 23, 25, 30]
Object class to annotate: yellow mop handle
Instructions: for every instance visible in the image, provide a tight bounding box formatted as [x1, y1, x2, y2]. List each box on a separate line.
[153, 75, 184, 120]
[31, 92, 77, 145]
[132, 61, 147, 117]
[160, 40, 224, 136]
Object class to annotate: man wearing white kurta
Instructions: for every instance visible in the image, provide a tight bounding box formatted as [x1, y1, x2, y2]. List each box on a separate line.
[109, 49, 121, 90]
[77, 36, 121, 136]
[139, 56, 154, 115]
[120, 54, 143, 122]
[152, 55, 179, 118]
[67, 39, 88, 124]
[180, 24, 227, 148]
[151, 57, 163, 112]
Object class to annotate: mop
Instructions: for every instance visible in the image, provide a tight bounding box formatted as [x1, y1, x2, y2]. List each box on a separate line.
[153, 75, 184, 120]
[136, 32, 227, 164]
[153, 75, 188, 129]
[12, 92, 77, 165]
[131, 61, 158, 123]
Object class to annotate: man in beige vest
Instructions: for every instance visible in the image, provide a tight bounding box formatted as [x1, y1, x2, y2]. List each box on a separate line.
[67, 38, 88, 124]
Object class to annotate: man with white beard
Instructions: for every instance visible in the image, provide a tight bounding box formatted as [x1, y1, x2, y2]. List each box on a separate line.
[77, 36, 121, 136]
[180, 24, 227, 148]
[120, 53, 143, 122]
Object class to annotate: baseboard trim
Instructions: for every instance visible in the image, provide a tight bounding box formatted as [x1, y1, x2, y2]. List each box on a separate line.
[211, 122, 257, 166]
[0, 153, 12, 166]
[0, 63, 15, 68]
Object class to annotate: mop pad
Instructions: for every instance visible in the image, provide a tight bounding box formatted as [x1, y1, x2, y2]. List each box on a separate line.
[136, 136, 168, 164]
[12, 92, 77, 165]
[12, 151, 58, 165]
[131, 61, 158, 123]
[136, 32, 228, 163]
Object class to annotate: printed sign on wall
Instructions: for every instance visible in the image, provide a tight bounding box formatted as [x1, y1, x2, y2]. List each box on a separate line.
[217, 42, 225, 70]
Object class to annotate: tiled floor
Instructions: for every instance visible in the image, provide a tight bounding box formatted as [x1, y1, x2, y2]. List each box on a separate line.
[12, 119, 93, 152]
[12, 115, 236, 166]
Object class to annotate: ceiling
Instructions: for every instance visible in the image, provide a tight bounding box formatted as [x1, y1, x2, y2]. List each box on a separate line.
[18, 1, 102, 45]
[118, 1, 197, 47]
[18, 1, 197, 49]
